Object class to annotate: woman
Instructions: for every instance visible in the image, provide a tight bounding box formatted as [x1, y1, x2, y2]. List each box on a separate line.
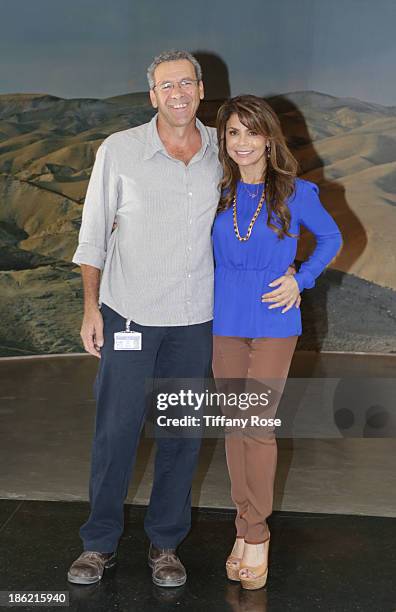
[212, 95, 342, 590]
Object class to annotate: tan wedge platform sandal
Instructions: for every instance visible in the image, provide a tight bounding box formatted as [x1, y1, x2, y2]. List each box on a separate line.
[225, 537, 245, 581]
[239, 535, 270, 590]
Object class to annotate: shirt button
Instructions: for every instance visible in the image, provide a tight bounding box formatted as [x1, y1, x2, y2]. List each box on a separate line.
[188, 192, 193, 197]
[188, 273, 191, 278]
[189, 219, 193, 224]
[187, 246, 192, 251]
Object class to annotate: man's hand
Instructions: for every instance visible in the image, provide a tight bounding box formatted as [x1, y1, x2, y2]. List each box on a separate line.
[261, 265, 301, 313]
[80, 306, 104, 358]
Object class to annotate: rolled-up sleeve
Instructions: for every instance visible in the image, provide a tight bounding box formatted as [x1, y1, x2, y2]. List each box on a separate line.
[294, 181, 343, 292]
[72, 142, 118, 270]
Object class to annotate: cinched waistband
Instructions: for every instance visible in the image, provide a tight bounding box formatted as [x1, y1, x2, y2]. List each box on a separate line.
[215, 265, 284, 275]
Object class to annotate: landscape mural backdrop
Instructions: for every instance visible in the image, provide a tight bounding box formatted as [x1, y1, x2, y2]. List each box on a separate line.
[0, 0, 395, 356]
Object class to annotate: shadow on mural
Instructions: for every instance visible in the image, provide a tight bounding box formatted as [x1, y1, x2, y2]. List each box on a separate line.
[0, 51, 395, 356]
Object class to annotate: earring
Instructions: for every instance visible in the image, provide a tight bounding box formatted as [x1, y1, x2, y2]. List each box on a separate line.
[265, 143, 271, 158]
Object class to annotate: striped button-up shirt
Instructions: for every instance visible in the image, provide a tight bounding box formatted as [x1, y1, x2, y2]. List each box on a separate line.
[72, 114, 222, 326]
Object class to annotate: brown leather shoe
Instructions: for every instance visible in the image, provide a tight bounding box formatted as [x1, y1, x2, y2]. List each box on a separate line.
[67, 551, 117, 585]
[148, 544, 187, 587]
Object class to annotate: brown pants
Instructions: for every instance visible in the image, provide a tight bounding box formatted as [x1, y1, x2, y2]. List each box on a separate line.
[212, 335, 298, 543]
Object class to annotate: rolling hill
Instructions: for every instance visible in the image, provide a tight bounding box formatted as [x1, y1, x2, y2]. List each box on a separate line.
[0, 90, 395, 355]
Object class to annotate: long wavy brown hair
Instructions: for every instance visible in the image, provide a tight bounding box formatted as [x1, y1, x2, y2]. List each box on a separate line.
[216, 95, 298, 239]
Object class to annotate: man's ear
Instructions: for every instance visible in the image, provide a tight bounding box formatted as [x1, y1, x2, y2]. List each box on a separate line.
[198, 80, 204, 100]
[149, 89, 158, 109]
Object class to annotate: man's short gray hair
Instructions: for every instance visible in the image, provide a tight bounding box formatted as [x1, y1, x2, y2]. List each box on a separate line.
[147, 50, 202, 90]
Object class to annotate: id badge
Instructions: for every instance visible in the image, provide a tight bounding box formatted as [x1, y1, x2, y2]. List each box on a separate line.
[114, 319, 142, 351]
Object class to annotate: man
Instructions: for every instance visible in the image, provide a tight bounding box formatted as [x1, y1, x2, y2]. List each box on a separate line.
[68, 50, 221, 588]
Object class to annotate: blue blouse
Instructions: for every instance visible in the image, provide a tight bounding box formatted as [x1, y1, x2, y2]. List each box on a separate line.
[212, 178, 342, 338]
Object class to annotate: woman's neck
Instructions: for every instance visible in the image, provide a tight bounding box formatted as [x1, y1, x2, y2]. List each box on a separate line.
[239, 163, 266, 184]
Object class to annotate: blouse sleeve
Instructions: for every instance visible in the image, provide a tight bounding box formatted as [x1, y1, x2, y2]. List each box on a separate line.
[294, 181, 342, 292]
[72, 142, 118, 270]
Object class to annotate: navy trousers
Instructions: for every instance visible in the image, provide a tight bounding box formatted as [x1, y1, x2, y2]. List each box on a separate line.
[79, 303, 212, 552]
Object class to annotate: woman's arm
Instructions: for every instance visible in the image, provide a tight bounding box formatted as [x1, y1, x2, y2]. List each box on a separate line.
[293, 181, 342, 292]
[261, 181, 342, 313]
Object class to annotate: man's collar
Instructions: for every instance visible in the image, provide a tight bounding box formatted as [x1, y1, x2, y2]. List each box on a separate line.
[143, 113, 211, 161]
[142, 114, 164, 160]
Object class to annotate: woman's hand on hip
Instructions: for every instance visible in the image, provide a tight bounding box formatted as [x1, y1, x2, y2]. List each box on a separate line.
[261, 273, 301, 313]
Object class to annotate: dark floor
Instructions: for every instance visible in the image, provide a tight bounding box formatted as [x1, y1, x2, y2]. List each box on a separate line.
[0, 500, 395, 612]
